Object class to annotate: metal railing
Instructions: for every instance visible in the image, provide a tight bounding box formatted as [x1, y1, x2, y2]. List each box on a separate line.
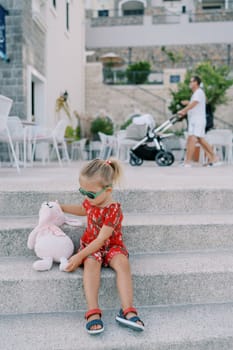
[101, 60, 233, 82]
[102, 68, 163, 85]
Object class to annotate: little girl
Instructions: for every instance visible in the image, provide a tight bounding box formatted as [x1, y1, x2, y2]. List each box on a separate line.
[61, 158, 144, 335]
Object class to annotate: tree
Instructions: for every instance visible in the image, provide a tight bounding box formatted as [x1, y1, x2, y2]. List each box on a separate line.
[161, 46, 183, 66]
[168, 62, 233, 114]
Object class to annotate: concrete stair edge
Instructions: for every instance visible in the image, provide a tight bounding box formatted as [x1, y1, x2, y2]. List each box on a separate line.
[1, 303, 233, 350]
[1, 213, 233, 257]
[2, 252, 233, 314]
[1, 189, 233, 215]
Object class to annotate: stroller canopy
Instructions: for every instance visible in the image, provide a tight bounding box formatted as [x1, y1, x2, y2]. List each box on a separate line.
[132, 114, 155, 130]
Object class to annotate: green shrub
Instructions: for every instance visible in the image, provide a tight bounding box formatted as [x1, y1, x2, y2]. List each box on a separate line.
[65, 126, 81, 141]
[65, 126, 75, 139]
[126, 61, 151, 84]
[90, 116, 114, 138]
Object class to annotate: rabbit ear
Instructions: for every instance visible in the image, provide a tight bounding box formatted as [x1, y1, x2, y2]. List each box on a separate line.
[64, 216, 82, 226]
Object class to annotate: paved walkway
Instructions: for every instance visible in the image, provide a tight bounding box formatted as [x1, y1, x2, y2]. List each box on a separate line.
[0, 161, 232, 191]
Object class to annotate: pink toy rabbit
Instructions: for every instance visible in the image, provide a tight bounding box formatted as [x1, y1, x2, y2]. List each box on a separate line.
[27, 201, 80, 271]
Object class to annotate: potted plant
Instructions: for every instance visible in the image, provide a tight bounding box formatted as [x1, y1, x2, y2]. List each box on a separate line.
[90, 116, 114, 141]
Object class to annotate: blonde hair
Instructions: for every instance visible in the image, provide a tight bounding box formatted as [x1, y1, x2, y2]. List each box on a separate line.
[80, 158, 123, 187]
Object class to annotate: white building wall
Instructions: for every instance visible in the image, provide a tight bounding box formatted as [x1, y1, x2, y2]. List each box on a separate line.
[46, 0, 85, 127]
[86, 15, 233, 48]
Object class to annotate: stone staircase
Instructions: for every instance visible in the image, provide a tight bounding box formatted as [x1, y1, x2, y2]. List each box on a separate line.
[1, 188, 233, 349]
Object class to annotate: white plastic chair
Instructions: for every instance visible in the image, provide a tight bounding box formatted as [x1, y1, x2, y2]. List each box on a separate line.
[115, 130, 135, 162]
[0, 95, 20, 173]
[98, 132, 117, 160]
[32, 119, 70, 166]
[205, 129, 233, 164]
[71, 138, 87, 160]
[7, 116, 29, 168]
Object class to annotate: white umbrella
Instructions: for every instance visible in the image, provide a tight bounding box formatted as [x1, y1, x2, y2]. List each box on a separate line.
[100, 52, 124, 66]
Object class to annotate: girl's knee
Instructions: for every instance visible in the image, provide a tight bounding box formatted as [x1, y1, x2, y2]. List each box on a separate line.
[110, 254, 130, 271]
[84, 257, 101, 270]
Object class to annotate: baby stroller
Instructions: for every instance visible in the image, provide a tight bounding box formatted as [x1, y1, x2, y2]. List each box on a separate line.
[129, 115, 180, 167]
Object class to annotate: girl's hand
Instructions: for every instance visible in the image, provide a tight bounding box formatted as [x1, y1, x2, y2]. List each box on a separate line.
[65, 253, 83, 272]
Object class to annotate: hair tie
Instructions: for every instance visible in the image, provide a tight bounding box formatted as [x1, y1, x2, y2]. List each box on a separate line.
[106, 160, 112, 165]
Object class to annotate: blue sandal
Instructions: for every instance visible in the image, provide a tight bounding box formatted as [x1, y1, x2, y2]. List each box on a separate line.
[85, 308, 104, 335]
[116, 307, 144, 331]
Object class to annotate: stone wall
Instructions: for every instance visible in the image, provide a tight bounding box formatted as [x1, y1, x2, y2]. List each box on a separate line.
[0, 0, 45, 119]
[87, 43, 233, 71]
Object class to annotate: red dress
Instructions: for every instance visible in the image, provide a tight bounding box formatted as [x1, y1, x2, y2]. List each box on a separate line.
[79, 199, 128, 266]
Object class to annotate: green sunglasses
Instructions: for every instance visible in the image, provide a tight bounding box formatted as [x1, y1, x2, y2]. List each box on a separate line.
[79, 186, 110, 199]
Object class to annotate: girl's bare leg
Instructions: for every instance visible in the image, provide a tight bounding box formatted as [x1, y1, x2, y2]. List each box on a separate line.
[110, 254, 143, 325]
[83, 257, 102, 330]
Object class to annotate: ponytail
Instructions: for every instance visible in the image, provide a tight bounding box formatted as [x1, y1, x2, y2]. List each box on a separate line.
[80, 158, 123, 186]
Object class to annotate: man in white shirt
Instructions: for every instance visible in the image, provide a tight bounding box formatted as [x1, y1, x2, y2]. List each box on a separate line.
[178, 76, 218, 167]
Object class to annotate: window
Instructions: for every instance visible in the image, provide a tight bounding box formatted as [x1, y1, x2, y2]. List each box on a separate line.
[201, 0, 224, 10]
[66, 0, 70, 31]
[122, 1, 145, 16]
[98, 10, 109, 17]
[202, 5, 222, 9]
[123, 9, 144, 15]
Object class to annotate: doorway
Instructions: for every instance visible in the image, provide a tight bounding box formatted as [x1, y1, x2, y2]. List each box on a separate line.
[27, 65, 46, 125]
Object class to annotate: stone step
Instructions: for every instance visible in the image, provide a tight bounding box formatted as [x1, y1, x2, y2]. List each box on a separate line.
[1, 213, 233, 257]
[1, 188, 233, 215]
[1, 303, 233, 350]
[2, 252, 233, 315]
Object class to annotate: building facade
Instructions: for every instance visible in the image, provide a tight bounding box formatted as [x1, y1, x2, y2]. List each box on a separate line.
[0, 0, 85, 128]
[84, 0, 233, 127]
[85, 0, 233, 68]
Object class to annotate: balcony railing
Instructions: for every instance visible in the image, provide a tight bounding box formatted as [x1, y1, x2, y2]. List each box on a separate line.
[189, 9, 233, 22]
[87, 6, 233, 27]
[152, 13, 180, 25]
[89, 9, 144, 27]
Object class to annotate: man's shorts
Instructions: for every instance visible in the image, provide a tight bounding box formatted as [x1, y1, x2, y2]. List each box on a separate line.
[188, 120, 206, 138]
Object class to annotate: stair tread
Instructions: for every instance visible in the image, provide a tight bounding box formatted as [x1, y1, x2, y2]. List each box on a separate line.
[1, 212, 233, 230]
[2, 251, 233, 281]
[1, 303, 233, 350]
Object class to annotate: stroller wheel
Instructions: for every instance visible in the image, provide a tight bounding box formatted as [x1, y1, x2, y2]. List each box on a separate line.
[129, 153, 143, 166]
[155, 151, 174, 167]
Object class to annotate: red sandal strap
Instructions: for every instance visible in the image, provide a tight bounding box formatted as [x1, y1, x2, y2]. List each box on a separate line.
[85, 308, 102, 320]
[123, 307, 138, 317]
